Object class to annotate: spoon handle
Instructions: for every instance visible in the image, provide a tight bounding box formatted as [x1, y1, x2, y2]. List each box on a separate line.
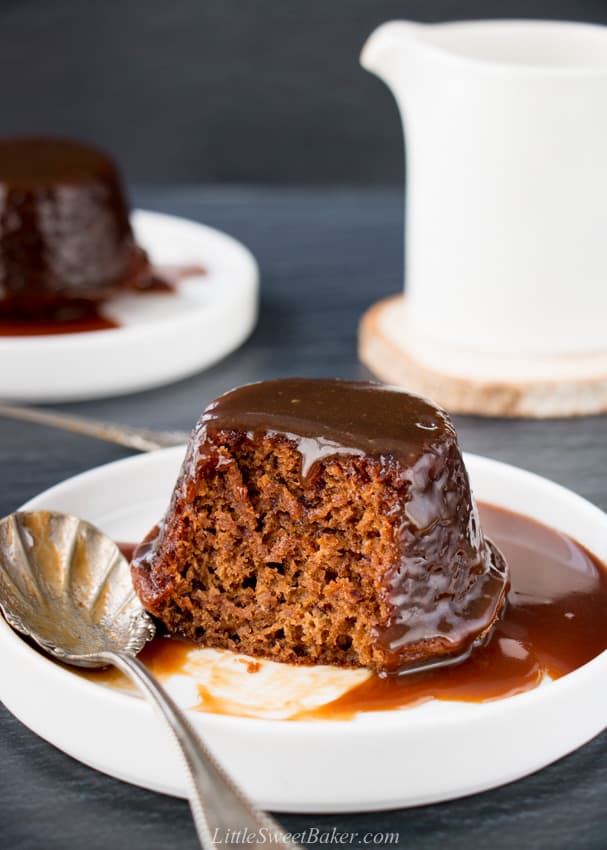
[0, 402, 189, 451]
[104, 650, 297, 850]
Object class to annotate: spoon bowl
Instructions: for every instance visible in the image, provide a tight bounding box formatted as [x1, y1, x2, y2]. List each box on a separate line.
[0, 511, 154, 665]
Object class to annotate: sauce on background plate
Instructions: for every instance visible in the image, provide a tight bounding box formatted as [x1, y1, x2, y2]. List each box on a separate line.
[108, 503, 607, 720]
[0, 264, 206, 337]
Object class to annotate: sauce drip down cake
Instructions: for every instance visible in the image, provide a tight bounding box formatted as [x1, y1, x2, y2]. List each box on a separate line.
[0, 137, 151, 318]
[132, 379, 509, 674]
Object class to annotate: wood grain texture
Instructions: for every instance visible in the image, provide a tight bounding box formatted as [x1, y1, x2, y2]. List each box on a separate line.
[0, 188, 606, 849]
[360, 295, 607, 418]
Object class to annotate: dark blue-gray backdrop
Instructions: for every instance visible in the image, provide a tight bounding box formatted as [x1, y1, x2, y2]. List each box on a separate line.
[1, 0, 606, 185]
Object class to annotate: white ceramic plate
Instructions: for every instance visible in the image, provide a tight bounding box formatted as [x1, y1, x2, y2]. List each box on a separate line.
[0, 211, 259, 402]
[1, 448, 607, 813]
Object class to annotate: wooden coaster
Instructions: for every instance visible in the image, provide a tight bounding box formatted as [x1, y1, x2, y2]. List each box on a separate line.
[359, 294, 607, 418]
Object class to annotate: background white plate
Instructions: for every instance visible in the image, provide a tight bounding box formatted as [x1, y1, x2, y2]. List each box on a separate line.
[0, 211, 259, 402]
[1, 448, 606, 812]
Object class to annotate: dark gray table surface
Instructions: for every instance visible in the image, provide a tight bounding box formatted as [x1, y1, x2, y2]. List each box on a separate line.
[1, 188, 606, 850]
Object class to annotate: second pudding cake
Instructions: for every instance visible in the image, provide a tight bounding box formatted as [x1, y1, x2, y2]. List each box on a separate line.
[0, 137, 151, 318]
[132, 379, 508, 674]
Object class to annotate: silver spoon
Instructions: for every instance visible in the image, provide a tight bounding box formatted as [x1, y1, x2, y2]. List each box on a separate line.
[0, 509, 298, 850]
[0, 402, 189, 451]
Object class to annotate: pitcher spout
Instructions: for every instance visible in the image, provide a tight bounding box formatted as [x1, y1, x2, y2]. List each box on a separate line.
[361, 21, 425, 91]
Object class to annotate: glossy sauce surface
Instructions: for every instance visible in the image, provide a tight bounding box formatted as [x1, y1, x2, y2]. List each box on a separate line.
[118, 503, 607, 718]
[202, 378, 452, 463]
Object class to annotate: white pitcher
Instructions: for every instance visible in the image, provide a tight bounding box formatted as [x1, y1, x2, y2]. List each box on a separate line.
[361, 20, 607, 380]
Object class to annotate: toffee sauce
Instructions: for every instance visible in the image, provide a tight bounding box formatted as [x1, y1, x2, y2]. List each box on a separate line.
[0, 264, 206, 337]
[0, 310, 119, 335]
[118, 503, 607, 719]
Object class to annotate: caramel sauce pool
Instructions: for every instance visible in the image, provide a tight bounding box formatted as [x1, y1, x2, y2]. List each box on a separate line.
[0, 308, 120, 335]
[114, 504, 607, 719]
[0, 264, 206, 336]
